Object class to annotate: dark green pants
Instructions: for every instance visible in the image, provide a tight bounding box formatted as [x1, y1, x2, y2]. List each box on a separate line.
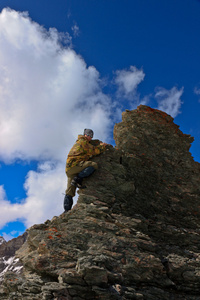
[65, 161, 98, 197]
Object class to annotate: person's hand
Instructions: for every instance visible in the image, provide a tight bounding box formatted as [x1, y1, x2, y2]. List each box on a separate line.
[100, 142, 108, 146]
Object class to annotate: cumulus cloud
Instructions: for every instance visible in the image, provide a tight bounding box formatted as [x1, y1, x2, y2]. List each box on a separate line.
[155, 86, 184, 118]
[0, 8, 113, 231]
[0, 185, 24, 228]
[23, 162, 66, 227]
[0, 8, 112, 163]
[0, 163, 70, 230]
[115, 66, 145, 100]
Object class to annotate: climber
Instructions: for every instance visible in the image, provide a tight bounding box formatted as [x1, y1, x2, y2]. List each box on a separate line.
[63, 128, 108, 212]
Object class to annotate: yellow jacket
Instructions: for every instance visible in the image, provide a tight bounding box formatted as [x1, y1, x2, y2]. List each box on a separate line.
[66, 135, 106, 172]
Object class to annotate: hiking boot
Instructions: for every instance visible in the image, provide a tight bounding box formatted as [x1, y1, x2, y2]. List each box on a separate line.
[71, 176, 86, 189]
[64, 194, 73, 212]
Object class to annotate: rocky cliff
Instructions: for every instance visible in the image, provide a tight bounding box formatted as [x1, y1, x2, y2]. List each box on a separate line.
[1, 105, 200, 300]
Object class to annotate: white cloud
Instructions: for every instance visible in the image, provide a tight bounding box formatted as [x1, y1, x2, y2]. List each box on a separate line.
[0, 8, 113, 231]
[0, 186, 5, 200]
[0, 185, 24, 228]
[0, 8, 112, 163]
[115, 66, 145, 100]
[0, 163, 69, 229]
[71, 24, 80, 37]
[23, 162, 66, 226]
[155, 86, 184, 118]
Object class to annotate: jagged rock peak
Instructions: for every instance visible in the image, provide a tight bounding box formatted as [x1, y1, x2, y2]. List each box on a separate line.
[114, 105, 194, 161]
[0, 105, 200, 300]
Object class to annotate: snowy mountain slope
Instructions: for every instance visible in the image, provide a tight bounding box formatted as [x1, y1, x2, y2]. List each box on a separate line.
[0, 233, 27, 282]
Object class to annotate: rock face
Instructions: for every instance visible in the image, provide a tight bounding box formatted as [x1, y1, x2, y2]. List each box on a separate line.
[1, 105, 200, 299]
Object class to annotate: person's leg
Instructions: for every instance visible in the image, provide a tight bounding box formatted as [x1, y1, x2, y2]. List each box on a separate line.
[78, 165, 97, 178]
[64, 161, 98, 212]
[71, 161, 98, 188]
[64, 168, 79, 212]
[65, 175, 76, 197]
[76, 161, 98, 172]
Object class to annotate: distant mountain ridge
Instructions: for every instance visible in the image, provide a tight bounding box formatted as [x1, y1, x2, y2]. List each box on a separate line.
[0, 105, 200, 299]
[0, 233, 27, 282]
[0, 237, 5, 246]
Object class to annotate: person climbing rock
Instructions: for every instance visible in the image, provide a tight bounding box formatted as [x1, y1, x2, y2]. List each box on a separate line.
[64, 128, 108, 212]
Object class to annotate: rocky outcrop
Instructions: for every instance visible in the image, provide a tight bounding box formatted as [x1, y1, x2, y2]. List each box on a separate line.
[1, 105, 200, 299]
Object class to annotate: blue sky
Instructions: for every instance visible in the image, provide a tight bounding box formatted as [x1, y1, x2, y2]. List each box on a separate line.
[0, 0, 200, 240]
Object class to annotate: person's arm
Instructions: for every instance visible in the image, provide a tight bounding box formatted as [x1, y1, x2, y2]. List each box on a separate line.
[81, 139, 108, 157]
[92, 142, 107, 156]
